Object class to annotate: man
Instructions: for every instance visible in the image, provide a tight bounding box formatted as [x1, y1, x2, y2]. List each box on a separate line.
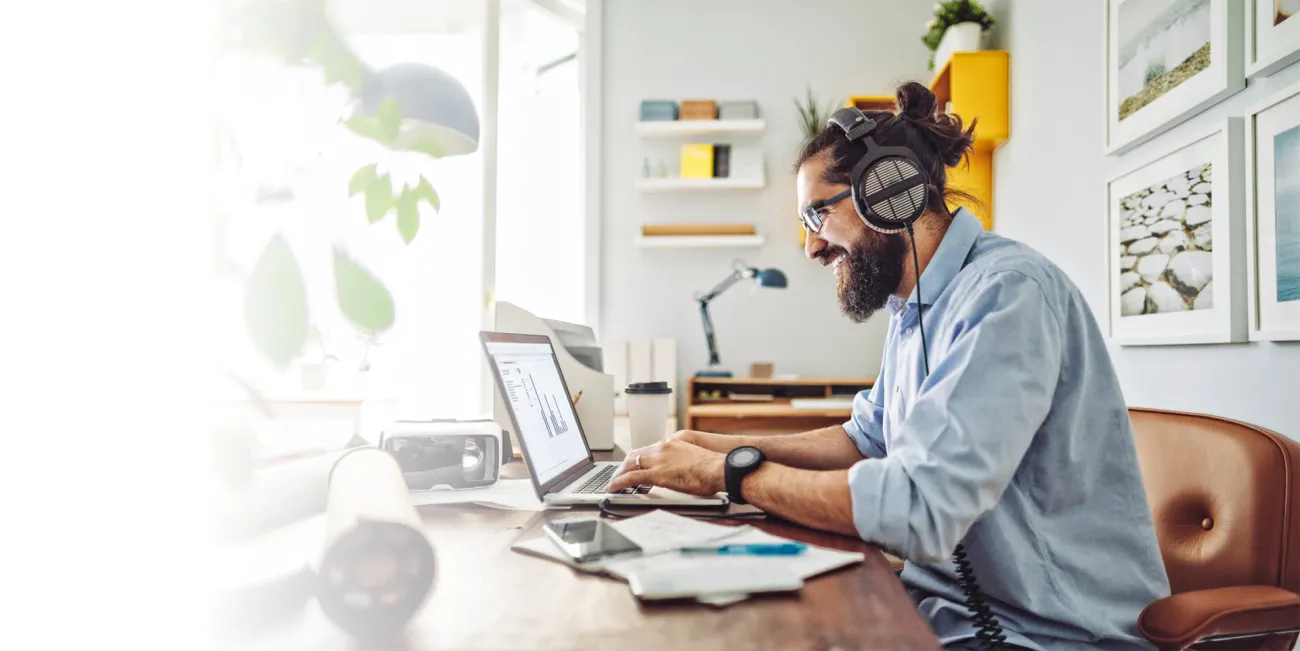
[608, 83, 1170, 650]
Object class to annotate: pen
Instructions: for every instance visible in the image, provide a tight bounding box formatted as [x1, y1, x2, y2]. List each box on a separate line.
[679, 542, 807, 556]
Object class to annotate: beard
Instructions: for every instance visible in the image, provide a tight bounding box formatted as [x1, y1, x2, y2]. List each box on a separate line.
[821, 230, 908, 323]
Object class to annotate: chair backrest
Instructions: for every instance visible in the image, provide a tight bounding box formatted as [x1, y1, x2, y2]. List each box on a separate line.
[1129, 407, 1300, 597]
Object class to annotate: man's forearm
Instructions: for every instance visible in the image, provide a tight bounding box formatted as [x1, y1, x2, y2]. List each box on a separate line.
[685, 425, 863, 470]
[739, 463, 858, 537]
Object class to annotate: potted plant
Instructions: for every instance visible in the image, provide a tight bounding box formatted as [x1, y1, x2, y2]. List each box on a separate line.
[922, 0, 996, 71]
[793, 85, 837, 142]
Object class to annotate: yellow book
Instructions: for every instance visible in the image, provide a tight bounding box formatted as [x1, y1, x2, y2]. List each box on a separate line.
[680, 144, 714, 179]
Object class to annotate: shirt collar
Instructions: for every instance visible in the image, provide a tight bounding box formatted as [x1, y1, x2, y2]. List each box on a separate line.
[886, 207, 982, 316]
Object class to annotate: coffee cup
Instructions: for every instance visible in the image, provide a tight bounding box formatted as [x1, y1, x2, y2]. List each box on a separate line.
[625, 381, 673, 450]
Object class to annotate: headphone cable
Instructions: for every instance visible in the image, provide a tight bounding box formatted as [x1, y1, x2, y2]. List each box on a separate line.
[906, 223, 1006, 651]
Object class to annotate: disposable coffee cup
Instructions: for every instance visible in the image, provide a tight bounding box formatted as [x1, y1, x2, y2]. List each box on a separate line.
[625, 381, 673, 450]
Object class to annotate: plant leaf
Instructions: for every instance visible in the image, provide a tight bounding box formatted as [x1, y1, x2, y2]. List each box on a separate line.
[345, 114, 383, 142]
[348, 164, 378, 197]
[396, 190, 420, 244]
[408, 138, 445, 158]
[415, 176, 441, 212]
[333, 247, 394, 333]
[243, 234, 309, 367]
[365, 173, 392, 223]
[376, 98, 402, 146]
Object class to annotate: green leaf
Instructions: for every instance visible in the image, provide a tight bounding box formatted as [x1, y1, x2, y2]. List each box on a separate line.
[415, 176, 441, 212]
[408, 138, 445, 158]
[376, 98, 402, 146]
[243, 234, 309, 367]
[365, 173, 392, 223]
[333, 247, 394, 333]
[345, 114, 383, 142]
[348, 164, 378, 197]
[396, 190, 420, 244]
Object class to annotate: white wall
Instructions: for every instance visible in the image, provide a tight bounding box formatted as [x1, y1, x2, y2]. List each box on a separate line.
[599, 0, 934, 405]
[987, 0, 1300, 436]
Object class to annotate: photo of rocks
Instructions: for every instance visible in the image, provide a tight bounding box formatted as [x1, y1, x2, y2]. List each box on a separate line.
[1117, 162, 1214, 316]
[1117, 0, 1211, 121]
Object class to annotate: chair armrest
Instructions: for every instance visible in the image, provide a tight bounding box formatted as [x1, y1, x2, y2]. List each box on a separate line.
[1139, 586, 1300, 650]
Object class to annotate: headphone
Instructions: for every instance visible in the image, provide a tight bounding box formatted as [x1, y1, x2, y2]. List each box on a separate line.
[827, 107, 931, 235]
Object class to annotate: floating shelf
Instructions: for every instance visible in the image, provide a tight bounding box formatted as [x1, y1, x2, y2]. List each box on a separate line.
[635, 175, 765, 192]
[635, 234, 765, 249]
[635, 119, 766, 137]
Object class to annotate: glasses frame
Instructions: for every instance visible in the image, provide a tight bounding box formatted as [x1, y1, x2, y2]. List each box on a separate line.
[800, 188, 852, 234]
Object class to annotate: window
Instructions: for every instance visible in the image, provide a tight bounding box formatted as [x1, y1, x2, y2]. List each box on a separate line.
[214, 0, 598, 431]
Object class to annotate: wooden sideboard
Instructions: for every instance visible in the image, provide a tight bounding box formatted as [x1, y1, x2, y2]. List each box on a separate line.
[685, 376, 874, 435]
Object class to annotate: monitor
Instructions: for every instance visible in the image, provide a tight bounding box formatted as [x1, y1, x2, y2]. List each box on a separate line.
[481, 332, 592, 489]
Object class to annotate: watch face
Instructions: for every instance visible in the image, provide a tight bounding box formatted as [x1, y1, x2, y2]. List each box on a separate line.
[730, 447, 759, 467]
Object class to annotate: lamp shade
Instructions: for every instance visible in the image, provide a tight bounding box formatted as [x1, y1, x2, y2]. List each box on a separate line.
[755, 268, 787, 289]
[359, 63, 480, 156]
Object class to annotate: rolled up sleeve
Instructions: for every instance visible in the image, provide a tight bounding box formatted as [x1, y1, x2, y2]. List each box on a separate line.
[848, 271, 1064, 564]
[844, 383, 887, 459]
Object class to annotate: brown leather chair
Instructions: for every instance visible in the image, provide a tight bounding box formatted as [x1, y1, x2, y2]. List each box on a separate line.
[1130, 407, 1300, 650]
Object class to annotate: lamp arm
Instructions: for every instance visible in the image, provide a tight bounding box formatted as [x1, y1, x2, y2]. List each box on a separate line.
[698, 267, 751, 303]
[698, 298, 720, 366]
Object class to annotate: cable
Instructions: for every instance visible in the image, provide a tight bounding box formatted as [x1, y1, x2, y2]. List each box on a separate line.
[907, 223, 1006, 651]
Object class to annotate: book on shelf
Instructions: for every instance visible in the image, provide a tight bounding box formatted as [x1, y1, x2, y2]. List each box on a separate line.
[641, 224, 757, 237]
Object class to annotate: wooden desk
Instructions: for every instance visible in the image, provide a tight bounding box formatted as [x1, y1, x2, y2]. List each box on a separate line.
[686, 376, 874, 435]
[232, 453, 937, 651]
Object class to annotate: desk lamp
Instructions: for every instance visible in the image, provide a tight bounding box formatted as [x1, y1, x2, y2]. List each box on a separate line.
[695, 259, 787, 378]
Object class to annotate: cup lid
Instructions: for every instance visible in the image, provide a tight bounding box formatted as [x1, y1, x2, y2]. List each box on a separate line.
[625, 381, 672, 395]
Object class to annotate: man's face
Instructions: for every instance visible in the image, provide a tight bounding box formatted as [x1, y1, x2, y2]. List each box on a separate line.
[797, 154, 908, 323]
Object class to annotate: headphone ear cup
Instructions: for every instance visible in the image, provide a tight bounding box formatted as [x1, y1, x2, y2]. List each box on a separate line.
[851, 155, 929, 234]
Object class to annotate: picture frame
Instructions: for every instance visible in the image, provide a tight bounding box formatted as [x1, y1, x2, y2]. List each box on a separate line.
[1245, 79, 1300, 340]
[1106, 119, 1246, 345]
[1104, 0, 1244, 155]
[1245, 0, 1300, 78]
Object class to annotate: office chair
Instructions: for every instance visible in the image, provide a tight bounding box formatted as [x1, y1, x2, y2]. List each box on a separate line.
[1130, 407, 1300, 651]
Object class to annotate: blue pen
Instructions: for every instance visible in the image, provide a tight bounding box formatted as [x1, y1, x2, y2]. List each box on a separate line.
[679, 542, 807, 556]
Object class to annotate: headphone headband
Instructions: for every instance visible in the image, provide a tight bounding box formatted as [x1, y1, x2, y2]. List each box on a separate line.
[828, 107, 876, 142]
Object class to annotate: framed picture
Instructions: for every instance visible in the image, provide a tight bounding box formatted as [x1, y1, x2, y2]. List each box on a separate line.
[1107, 119, 1246, 345]
[1104, 0, 1244, 155]
[1245, 80, 1300, 340]
[1246, 0, 1300, 77]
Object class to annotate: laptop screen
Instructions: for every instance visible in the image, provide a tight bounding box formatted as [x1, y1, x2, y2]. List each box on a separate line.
[484, 340, 590, 485]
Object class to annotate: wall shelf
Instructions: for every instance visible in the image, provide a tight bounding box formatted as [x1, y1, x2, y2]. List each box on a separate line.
[635, 119, 766, 137]
[636, 175, 765, 192]
[634, 234, 765, 249]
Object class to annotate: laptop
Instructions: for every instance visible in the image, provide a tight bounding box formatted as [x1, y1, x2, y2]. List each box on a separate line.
[480, 331, 728, 507]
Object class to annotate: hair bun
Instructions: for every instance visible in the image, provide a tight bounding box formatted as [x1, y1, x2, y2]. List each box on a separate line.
[895, 81, 938, 122]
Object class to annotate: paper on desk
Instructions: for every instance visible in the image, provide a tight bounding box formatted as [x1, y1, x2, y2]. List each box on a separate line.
[609, 509, 747, 554]
[602, 523, 864, 582]
[408, 479, 560, 511]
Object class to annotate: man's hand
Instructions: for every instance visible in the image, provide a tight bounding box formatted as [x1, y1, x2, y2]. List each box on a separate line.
[607, 438, 726, 496]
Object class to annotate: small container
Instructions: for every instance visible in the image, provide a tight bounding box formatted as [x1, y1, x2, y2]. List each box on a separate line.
[679, 99, 718, 120]
[719, 100, 758, 120]
[640, 100, 679, 121]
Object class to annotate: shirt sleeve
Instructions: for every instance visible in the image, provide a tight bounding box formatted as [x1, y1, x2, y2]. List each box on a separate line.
[843, 382, 887, 459]
[847, 271, 1064, 564]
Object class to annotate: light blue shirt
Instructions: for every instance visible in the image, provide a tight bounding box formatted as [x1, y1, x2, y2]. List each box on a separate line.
[844, 209, 1170, 650]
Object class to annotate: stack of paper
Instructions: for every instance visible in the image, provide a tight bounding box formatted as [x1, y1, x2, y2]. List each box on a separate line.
[510, 510, 864, 606]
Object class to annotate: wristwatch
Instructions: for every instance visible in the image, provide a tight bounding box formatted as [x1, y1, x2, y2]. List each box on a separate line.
[724, 446, 765, 505]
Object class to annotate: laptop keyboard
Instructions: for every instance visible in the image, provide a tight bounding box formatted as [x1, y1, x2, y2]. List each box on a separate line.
[573, 466, 652, 494]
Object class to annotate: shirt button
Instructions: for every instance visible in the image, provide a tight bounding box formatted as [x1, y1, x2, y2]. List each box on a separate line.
[905, 327, 914, 335]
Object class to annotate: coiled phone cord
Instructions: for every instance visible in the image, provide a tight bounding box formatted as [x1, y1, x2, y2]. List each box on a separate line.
[908, 224, 1007, 651]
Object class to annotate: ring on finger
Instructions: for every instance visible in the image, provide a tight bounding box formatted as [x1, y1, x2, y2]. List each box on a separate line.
[635, 455, 642, 470]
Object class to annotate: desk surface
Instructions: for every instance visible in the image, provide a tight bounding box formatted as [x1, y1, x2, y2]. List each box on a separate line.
[233, 456, 939, 651]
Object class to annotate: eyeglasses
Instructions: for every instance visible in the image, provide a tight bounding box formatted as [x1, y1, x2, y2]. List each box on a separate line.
[799, 189, 852, 234]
